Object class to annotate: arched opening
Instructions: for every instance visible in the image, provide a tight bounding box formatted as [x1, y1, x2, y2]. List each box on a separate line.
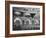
[14, 17, 22, 26]
[24, 19, 32, 25]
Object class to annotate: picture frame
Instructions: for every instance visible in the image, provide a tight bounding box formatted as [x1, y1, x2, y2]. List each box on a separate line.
[5, 1, 45, 37]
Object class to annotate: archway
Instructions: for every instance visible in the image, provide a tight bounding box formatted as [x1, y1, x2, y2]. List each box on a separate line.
[24, 18, 32, 24]
[14, 17, 22, 25]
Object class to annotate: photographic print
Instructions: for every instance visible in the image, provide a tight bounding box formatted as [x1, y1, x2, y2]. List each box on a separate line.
[13, 7, 40, 30]
[5, 1, 45, 37]
[10, 4, 43, 34]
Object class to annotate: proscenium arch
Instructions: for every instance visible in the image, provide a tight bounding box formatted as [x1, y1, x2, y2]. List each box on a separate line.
[14, 17, 22, 24]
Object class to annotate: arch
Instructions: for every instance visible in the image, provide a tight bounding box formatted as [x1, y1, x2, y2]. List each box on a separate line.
[14, 17, 22, 24]
[24, 18, 32, 24]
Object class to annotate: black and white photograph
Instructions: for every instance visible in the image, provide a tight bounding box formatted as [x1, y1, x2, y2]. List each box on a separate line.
[10, 4, 43, 34]
[5, 1, 45, 37]
[13, 7, 40, 30]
